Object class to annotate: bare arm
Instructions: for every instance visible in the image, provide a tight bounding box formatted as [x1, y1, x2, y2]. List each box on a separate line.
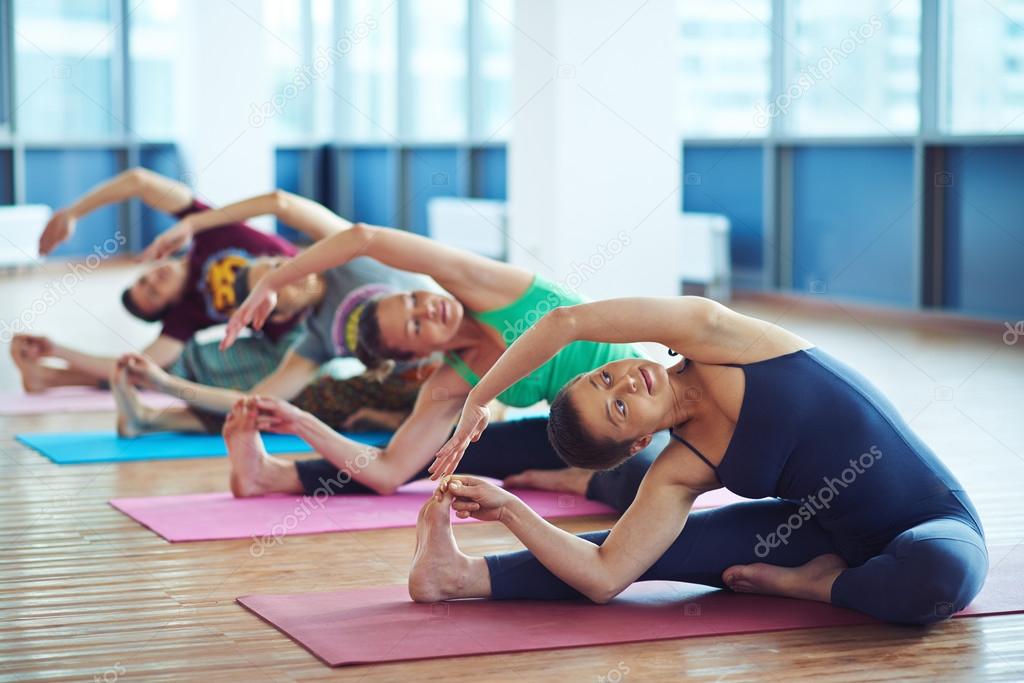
[52, 335, 184, 382]
[183, 190, 350, 243]
[280, 367, 469, 495]
[146, 350, 317, 413]
[432, 297, 809, 477]
[455, 451, 702, 603]
[221, 218, 530, 347]
[40, 168, 193, 255]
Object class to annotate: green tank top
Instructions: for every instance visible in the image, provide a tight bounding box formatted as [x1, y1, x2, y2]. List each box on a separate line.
[443, 275, 644, 407]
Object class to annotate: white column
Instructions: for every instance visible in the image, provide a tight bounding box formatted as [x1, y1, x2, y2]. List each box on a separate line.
[174, 0, 276, 230]
[507, 0, 681, 299]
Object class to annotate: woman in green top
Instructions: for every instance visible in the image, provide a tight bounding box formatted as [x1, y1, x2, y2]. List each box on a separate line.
[220, 214, 668, 505]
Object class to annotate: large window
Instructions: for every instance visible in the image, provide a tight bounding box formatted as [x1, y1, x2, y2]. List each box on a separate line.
[336, 0, 399, 141]
[945, 0, 1024, 134]
[677, 0, 772, 138]
[13, 0, 118, 139]
[130, 0, 182, 140]
[404, 0, 469, 140]
[783, 0, 920, 136]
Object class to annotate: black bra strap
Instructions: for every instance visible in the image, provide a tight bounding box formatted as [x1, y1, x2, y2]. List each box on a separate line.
[669, 430, 720, 478]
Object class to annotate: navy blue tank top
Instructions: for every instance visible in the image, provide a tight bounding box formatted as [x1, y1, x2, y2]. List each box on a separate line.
[671, 348, 982, 560]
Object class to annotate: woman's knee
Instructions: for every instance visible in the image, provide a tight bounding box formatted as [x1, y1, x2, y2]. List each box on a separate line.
[892, 539, 988, 625]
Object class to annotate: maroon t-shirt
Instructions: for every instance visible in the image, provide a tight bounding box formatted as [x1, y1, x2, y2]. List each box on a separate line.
[160, 199, 299, 343]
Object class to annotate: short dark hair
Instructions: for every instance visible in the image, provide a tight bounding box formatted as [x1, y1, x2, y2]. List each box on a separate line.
[354, 297, 417, 373]
[121, 287, 168, 323]
[546, 376, 635, 470]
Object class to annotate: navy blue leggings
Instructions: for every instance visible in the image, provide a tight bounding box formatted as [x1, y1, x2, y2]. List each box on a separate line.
[486, 498, 989, 625]
[293, 417, 668, 513]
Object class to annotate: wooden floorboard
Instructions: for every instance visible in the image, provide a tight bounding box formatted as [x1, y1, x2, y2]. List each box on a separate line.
[1, 263, 1023, 681]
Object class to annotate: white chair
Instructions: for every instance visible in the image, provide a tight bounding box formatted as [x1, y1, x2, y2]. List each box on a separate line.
[0, 204, 51, 269]
[426, 197, 508, 261]
[678, 212, 731, 301]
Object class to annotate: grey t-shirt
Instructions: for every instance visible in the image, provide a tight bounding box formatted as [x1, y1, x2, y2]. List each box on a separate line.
[292, 257, 430, 365]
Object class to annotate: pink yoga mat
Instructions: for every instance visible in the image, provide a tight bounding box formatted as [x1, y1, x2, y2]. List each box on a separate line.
[0, 387, 184, 415]
[111, 483, 746, 543]
[238, 544, 1024, 667]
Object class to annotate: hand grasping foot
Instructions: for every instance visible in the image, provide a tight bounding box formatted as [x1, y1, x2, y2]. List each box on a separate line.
[224, 398, 301, 498]
[408, 490, 486, 603]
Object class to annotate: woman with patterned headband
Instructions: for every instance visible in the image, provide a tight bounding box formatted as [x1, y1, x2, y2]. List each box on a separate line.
[216, 195, 666, 512]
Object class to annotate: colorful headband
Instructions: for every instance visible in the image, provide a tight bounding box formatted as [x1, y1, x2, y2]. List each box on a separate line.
[331, 283, 395, 357]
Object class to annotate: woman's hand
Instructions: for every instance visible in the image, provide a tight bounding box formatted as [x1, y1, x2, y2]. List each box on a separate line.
[429, 399, 490, 480]
[118, 352, 169, 391]
[251, 396, 307, 435]
[138, 216, 195, 262]
[221, 278, 278, 350]
[443, 475, 518, 522]
[38, 209, 77, 256]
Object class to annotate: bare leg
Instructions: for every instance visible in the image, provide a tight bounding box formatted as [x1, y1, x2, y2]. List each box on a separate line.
[223, 399, 303, 498]
[111, 365, 205, 437]
[503, 467, 591, 496]
[11, 343, 95, 392]
[722, 553, 848, 604]
[408, 490, 492, 602]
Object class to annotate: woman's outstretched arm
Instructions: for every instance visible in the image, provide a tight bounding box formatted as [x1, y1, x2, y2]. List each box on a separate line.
[447, 450, 702, 602]
[222, 204, 530, 348]
[431, 296, 808, 477]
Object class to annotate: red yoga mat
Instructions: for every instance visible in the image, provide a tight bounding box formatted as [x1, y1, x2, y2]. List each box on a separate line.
[238, 544, 1024, 667]
[110, 482, 748, 542]
[0, 387, 184, 415]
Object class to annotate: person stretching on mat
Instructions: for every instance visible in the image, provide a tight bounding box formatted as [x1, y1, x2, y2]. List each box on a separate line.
[412, 296, 988, 626]
[11, 168, 304, 395]
[108, 189, 437, 438]
[219, 216, 666, 507]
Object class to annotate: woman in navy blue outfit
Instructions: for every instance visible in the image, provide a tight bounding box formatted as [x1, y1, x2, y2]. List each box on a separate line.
[412, 296, 987, 626]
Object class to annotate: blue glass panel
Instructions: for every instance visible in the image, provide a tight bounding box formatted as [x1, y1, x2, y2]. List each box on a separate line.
[471, 147, 506, 200]
[682, 145, 764, 287]
[25, 149, 123, 258]
[139, 144, 185, 248]
[403, 148, 461, 235]
[792, 146, 915, 307]
[943, 145, 1024, 319]
[348, 147, 399, 226]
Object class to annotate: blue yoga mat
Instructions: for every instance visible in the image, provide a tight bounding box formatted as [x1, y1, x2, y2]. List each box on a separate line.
[15, 430, 392, 465]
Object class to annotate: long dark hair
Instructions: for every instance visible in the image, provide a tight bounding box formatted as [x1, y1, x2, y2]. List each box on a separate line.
[546, 375, 635, 470]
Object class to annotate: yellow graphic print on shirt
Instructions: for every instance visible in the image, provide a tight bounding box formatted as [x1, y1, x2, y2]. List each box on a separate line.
[200, 249, 251, 320]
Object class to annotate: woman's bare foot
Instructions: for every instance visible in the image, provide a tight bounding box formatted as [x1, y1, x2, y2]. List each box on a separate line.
[723, 553, 848, 604]
[111, 365, 153, 438]
[504, 467, 591, 496]
[224, 400, 301, 497]
[11, 340, 50, 393]
[408, 491, 489, 602]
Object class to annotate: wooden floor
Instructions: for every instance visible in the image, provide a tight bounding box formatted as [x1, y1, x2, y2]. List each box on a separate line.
[2, 262, 1023, 682]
